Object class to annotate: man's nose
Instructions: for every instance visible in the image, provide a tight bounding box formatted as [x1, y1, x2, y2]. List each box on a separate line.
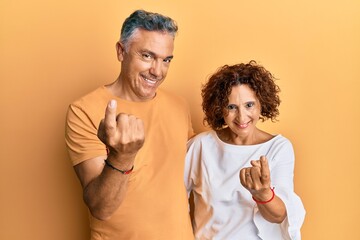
[149, 59, 162, 78]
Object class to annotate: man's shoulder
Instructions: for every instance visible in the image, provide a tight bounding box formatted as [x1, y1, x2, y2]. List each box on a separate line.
[71, 86, 108, 106]
[69, 86, 112, 113]
[66, 86, 112, 123]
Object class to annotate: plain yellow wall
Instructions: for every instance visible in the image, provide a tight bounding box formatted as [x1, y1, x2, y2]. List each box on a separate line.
[1, 0, 359, 239]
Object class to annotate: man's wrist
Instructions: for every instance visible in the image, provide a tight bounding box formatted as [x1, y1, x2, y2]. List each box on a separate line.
[106, 147, 137, 162]
[104, 160, 134, 175]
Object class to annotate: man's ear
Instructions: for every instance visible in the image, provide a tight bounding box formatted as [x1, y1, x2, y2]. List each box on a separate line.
[116, 41, 125, 61]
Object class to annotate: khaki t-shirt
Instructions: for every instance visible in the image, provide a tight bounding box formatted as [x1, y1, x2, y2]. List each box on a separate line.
[65, 86, 194, 240]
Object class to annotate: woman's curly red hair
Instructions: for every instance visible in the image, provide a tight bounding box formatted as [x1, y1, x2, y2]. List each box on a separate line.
[201, 60, 281, 130]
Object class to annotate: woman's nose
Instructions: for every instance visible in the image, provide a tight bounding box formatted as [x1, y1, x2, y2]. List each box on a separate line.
[237, 107, 246, 121]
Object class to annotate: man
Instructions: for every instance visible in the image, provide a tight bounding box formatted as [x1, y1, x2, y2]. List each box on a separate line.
[65, 10, 194, 239]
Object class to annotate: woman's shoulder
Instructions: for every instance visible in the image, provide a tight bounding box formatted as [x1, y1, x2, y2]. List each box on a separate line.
[187, 130, 216, 146]
[265, 134, 295, 157]
[190, 130, 216, 141]
[270, 134, 293, 145]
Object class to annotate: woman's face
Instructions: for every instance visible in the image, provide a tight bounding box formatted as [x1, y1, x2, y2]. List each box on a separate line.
[223, 84, 261, 139]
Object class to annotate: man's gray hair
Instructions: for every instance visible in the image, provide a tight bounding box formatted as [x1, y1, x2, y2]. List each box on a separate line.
[120, 10, 178, 49]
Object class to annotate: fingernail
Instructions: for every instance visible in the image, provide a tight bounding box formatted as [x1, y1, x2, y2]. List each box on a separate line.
[109, 100, 116, 108]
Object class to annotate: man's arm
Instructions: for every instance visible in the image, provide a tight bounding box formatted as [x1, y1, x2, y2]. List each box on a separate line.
[74, 100, 145, 220]
[74, 155, 134, 220]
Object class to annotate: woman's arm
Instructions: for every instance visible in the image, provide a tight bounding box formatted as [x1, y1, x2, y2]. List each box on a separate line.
[240, 156, 287, 223]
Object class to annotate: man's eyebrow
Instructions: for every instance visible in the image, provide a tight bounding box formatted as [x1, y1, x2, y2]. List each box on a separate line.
[142, 49, 173, 60]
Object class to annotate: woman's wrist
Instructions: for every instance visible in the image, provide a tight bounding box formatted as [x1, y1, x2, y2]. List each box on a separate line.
[252, 187, 275, 204]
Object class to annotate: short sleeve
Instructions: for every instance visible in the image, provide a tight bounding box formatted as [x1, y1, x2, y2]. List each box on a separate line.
[65, 104, 106, 166]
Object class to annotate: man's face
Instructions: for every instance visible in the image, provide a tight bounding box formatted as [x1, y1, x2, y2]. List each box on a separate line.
[117, 29, 175, 101]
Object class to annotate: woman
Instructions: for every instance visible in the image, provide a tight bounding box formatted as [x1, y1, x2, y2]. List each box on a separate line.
[185, 61, 305, 239]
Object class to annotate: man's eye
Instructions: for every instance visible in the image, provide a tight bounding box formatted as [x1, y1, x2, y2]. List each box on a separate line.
[163, 58, 172, 63]
[142, 53, 153, 59]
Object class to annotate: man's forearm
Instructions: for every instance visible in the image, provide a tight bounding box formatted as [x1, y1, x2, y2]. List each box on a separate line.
[83, 163, 131, 220]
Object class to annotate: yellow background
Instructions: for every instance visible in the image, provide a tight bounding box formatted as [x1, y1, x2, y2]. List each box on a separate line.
[1, 0, 359, 239]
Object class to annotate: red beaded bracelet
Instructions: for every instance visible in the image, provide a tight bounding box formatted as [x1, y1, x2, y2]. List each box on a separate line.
[104, 160, 134, 175]
[252, 187, 275, 204]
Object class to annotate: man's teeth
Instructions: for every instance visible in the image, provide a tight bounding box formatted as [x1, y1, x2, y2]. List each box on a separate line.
[144, 77, 156, 83]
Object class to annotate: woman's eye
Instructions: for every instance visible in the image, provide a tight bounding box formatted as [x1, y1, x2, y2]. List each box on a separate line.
[227, 104, 237, 110]
[246, 102, 255, 108]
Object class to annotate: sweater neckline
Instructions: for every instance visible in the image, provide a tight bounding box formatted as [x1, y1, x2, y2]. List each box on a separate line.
[211, 130, 280, 149]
